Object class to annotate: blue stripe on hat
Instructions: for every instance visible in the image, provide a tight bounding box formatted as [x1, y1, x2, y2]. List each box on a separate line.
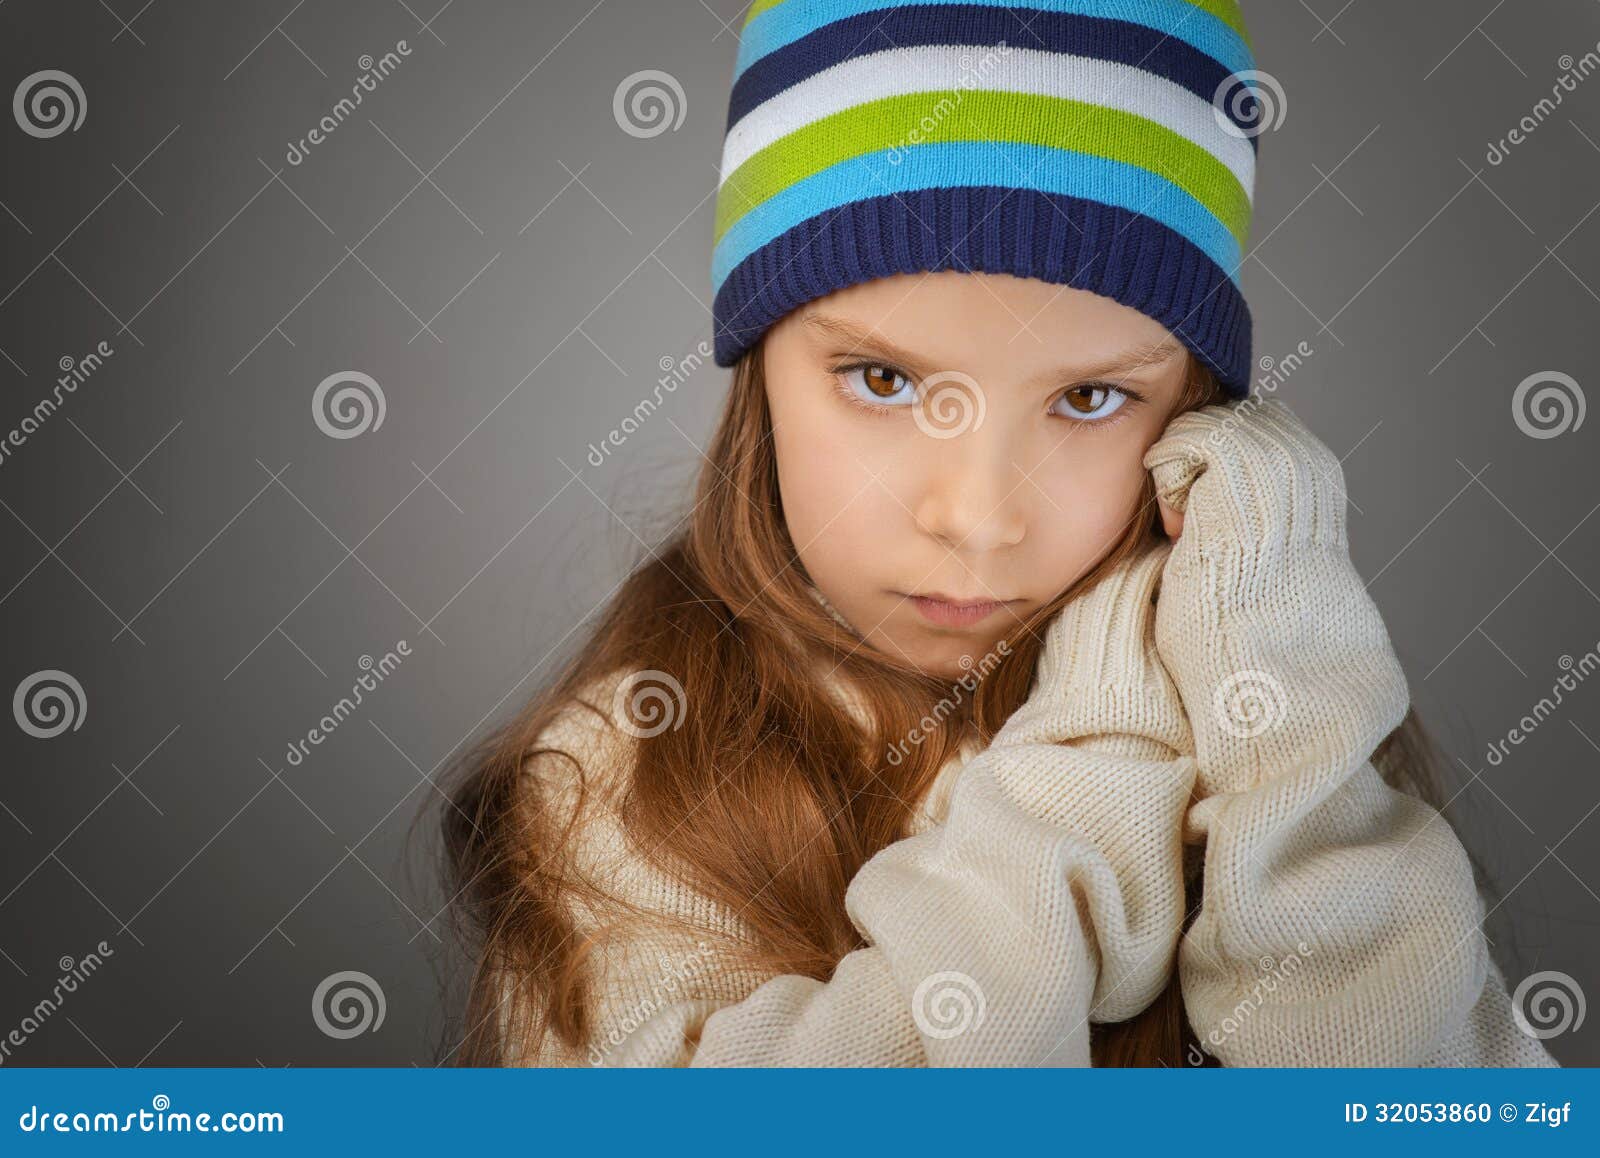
[712, 139, 1242, 293]
[735, 0, 1254, 85]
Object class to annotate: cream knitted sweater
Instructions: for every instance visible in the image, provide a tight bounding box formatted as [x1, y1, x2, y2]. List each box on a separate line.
[508, 401, 1557, 1068]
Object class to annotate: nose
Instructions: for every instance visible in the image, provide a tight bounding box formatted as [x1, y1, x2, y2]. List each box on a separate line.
[912, 425, 1027, 554]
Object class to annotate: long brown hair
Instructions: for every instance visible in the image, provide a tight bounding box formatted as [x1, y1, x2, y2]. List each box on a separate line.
[439, 337, 1457, 1067]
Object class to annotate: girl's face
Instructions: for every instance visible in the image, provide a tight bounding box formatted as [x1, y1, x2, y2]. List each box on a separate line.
[763, 270, 1193, 681]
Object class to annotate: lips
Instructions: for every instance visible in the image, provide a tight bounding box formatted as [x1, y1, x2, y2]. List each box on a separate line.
[905, 593, 1014, 627]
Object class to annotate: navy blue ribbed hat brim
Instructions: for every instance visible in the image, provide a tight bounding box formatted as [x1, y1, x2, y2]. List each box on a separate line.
[711, 186, 1252, 399]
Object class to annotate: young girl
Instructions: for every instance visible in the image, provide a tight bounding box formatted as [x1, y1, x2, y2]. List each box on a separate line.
[442, 0, 1558, 1067]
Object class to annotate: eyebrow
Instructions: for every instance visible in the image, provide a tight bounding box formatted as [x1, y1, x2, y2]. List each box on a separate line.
[802, 313, 1185, 381]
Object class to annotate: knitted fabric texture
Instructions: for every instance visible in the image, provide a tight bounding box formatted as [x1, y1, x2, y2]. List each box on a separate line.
[504, 404, 1556, 1067]
[711, 0, 1261, 395]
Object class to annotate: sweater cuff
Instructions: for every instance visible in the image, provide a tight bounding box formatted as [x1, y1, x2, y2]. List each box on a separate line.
[1142, 398, 1351, 568]
[1144, 401, 1410, 798]
[993, 539, 1190, 754]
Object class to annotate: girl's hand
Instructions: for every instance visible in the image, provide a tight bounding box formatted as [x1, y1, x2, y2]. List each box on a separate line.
[1141, 401, 1505, 1067]
[1143, 397, 1348, 564]
[1138, 398, 1409, 796]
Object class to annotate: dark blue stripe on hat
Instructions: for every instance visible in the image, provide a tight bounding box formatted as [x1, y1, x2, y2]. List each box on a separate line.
[725, 5, 1260, 145]
[710, 185, 1253, 396]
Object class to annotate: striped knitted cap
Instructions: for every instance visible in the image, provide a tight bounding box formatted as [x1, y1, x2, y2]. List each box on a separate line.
[711, 0, 1260, 397]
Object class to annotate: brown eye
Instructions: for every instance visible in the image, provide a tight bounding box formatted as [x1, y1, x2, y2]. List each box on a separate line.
[836, 364, 918, 410]
[1054, 383, 1129, 422]
[861, 365, 906, 398]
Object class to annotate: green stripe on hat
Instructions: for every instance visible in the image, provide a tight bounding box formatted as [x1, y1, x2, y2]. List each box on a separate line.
[713, 88, 1252, 250]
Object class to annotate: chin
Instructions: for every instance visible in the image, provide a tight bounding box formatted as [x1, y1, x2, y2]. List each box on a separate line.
[911, 638, 1001, 683]
[922, 658, 972, 682]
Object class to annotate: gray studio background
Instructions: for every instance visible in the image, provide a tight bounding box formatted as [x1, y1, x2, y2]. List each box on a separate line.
[1, 0, 1597, 1066]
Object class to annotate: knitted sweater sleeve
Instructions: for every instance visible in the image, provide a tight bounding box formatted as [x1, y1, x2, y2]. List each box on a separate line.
[515, 542, 1197, 1067]
[1144, 399, 1558, 1067]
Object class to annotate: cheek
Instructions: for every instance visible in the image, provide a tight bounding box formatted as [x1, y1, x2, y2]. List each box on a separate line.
[1028, 433, 1150, 576]
[770, 394, 895, 567]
